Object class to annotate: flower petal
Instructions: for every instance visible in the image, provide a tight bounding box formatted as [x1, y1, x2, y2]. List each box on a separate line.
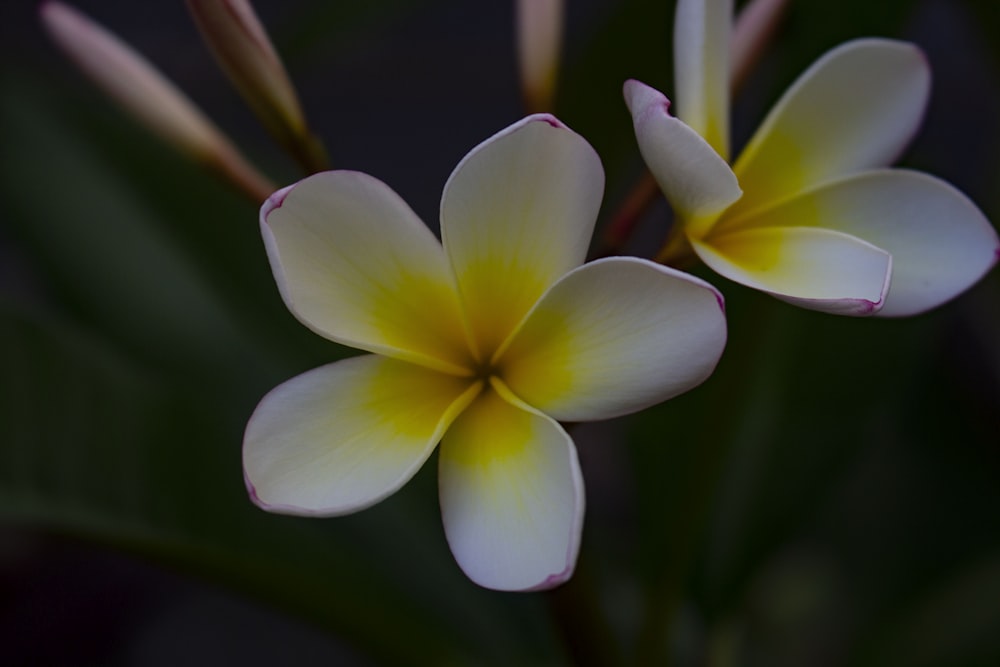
[726, 39, 930, 222]
[440, 114, 604, 360]
[438, 379, 583, 591]
[261, 171, 472, 374]
[673, 0, 733, 158]
[244, 355, 479, 516]
[624, 79, 742, 237]
[695, 226, 892, 315]
[498, 257, 727, 421]
[729, 170, 999, 316]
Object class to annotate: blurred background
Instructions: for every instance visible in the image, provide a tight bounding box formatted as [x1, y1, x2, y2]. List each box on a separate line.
[1, 0, 998, 665]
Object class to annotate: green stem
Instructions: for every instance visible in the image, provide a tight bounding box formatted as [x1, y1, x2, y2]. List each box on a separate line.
[545, 552, 624, 667]
[596, 172, 661, 257]
[654, 223, 697, 268]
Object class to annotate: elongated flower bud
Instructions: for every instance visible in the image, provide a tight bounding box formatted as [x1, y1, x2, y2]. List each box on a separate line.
[731, 0, 790, 92]
[40, 1, 275, 202]
[187, 0, 328, 173]
[516, 0, 564, 113]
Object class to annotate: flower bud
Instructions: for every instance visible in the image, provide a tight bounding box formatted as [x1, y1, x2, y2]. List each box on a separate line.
[41, 1, 274, 202]
[187, 0, 328, 173]
[731, 0, 790, 92]
[516, 0, 564, 113]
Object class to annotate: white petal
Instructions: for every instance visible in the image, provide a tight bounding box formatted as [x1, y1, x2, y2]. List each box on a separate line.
[440, 114, 604, 360]
[244, 355, 479, 516]
[624, 79, 742, 237]
[726, 39, 930, 222]
[498, 257, 727, 421]
[674, 0, 733, 158]
[438, 380, 584, 591]
[694, 226, 892, 315]
[729, 170, 999, 316]
[261, 171, 472, 374]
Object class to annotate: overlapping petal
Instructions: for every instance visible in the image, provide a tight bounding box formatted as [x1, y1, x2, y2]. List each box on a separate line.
[244, 355, 480, 516]
[694, 226, 892, 315]
[724, 39, 931, 223]
[673, 0, 733, 158]
[438, 379, 584, 591]
[727, 170, 999, 316]
[499, 257, 727, 421]
[261, 171, 472, 374]
[441, 114, 604, 360]
[624, 79, 742, 237]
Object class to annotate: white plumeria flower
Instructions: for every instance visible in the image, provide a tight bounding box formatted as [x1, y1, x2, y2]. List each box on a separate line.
[243, 115, 727, 591]
[625, 0, 998, 316]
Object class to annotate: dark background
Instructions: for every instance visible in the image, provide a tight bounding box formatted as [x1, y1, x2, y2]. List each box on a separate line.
[1, 0, 998, 664]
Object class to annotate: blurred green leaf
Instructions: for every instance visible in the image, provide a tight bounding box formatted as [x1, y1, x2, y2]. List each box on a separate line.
[0, 68, 562, 667]
[0, 76, 274, 390]
[0, 302, 478, 665]
[857, 553, 1000, 667]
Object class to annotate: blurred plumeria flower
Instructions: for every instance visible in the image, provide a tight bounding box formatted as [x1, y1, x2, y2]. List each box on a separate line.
[40, 1, 274, 202]
[186, 0, 328, 173]
[625, 0, 999, 316]
[243, 115, 727, 591]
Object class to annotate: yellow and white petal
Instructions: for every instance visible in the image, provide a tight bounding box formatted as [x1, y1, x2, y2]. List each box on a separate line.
[261, 171, 472, 374]
[440, 115, 604, 360]
[498, 257, 727, 422]
[244, 355, 480, 516]
[695, 226, 892, 315]
[674, 0, 733, 158]
[726, 39, 931, 223]
[730, 169, 998, 317]
[438, 380, 583, 591]
[624, 80, 742, 238]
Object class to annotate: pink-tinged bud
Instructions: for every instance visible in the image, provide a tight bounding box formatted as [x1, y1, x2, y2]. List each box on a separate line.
[40, 1, 275, 202]
[731, 0, 790, 93]
[516, 0, 564, 113]
[186, 0, 328, 173]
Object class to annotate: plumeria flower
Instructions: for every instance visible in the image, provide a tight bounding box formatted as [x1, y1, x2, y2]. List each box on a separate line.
[243, 115, 727, 591]
[625, 0, 998, 316]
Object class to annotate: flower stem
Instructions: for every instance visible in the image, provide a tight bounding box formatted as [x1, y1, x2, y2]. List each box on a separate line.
[596, 172, 661, 257]
[287, 129, 331, 175]
[545, 551, 624, 667]
[655, 220, 697, 269]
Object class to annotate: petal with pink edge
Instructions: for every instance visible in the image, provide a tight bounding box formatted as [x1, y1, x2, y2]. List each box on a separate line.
[441, 114, 604, 360]
[438, 379, 584, 591]
[261, 171, 471, 375]
[694, 226, 892, 315]
[726, 39, 930, 223]
[731, 169, 999, 316]
[498, 257, 727, 421]
[624, 79, 742, 238]
[244, 355, 479, 516]
[673, 0, 733, 158]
